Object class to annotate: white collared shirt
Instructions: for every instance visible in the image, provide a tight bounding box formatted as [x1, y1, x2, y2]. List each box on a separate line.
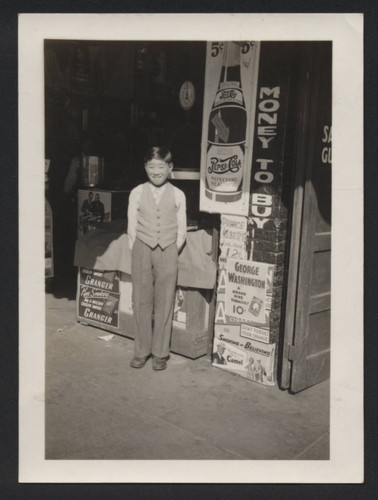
[149, 182, 166, 205]
[127, 182, 187, 250]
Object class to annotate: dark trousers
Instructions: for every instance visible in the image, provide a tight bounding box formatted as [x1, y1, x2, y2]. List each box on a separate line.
[131, 238, 178, 358]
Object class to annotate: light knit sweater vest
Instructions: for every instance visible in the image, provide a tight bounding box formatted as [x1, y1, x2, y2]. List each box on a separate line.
[136, 182, 178, 249]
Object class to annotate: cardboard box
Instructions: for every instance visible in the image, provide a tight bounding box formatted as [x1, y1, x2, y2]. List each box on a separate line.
[77, 269, 212, 359]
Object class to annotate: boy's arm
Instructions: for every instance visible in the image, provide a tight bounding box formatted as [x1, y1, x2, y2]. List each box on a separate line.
[127, 187, 139, 250]
[176, 189, 187, 251]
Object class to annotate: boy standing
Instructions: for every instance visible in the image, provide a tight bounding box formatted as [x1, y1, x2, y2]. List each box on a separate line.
[127, 147, 186, 370]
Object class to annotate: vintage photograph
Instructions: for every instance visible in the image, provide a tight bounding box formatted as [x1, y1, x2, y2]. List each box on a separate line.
[44, 36, 331, 459]
[19, 14, 363, 483]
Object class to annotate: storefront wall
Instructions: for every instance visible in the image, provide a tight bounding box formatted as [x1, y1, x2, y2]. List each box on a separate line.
[45, 40, 331, 392]
[200, 41, 331, 391]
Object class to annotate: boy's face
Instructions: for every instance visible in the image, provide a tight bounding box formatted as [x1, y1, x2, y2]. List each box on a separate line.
[145, 158, 173, 187]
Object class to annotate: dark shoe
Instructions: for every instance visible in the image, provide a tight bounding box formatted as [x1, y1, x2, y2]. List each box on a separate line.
[152, 356, 167, 371]
[130, 355, 149, 369]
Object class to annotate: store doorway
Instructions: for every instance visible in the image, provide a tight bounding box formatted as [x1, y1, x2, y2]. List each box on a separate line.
[280, 43, 332, 393]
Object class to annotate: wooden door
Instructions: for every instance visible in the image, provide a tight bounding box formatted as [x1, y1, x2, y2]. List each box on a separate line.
[281, 43, 332, 393]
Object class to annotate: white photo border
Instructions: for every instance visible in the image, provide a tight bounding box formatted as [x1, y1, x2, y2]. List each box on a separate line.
[19, 13, 364, 483]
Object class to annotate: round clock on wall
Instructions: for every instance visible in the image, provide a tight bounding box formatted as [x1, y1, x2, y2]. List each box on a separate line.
[179, 80, 196, 111]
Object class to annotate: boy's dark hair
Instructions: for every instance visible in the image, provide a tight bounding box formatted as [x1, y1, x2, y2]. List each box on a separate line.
[144, 146, 172, 164]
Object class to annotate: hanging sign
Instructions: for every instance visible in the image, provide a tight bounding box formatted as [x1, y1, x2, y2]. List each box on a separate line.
[219, 214, 248, 260]
[200, 41, 261, 215]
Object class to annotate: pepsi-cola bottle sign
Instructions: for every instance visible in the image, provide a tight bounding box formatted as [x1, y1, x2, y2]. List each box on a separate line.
[205, 42, 247, 202]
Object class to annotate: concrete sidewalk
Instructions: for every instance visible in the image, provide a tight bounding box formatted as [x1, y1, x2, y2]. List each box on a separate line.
[45, 290, 329, 461]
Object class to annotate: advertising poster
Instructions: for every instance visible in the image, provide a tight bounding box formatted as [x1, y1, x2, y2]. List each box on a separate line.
[77, 268, 120, 328]
[219, 214, 248, 260]
[119, 273, 133, 316]
[224, 257, 269, 324]
[212, 336, 248, 372]
[45, 158, 50, 183]
[248, 43, 291, 234]
[173, 287, 187, 328]
[45, 198, 54, 278]
[212, 325, 276, 385]
[200, 41, 260, 215]
[78, 189, 111, 237]
[215, 257, 274, 329]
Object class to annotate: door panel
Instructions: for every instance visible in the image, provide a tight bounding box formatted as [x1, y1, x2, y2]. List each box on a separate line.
[307, 310, 331, 355]
[312, 251, 331, 295]
[301, 350, 331, 389]
[315, 166, 332, 233]
[310, 292, 330, 315]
